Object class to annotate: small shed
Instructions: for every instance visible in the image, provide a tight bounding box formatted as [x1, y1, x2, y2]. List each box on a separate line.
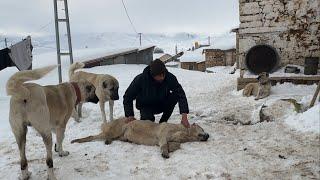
[83, 46, 155, 68]
[180, 48, 206, 72]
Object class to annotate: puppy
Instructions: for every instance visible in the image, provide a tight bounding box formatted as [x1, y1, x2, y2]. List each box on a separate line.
[243, 72, 271, 100]
[6, 65, 98, 180]
[71, 118, 209, 158]
[69, 62, 119, 122]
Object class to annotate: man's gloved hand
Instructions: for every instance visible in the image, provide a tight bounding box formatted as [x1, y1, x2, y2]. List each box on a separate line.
[125, 116, 136, 123]
[181, 113, 190, 128]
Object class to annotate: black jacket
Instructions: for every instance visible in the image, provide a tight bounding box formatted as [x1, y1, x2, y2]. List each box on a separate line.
[123, 66, 189, 117]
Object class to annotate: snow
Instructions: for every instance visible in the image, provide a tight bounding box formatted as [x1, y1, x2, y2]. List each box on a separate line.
[285, 104, 320, 133]
[1, 37, 320, 179]
[206, 66, 235, 74]
[179, 48, 205, 63]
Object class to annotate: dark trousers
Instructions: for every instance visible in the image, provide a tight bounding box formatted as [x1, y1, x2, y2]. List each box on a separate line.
[138, 93, 178, 123]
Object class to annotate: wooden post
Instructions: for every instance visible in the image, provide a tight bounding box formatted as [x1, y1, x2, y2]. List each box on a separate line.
[309, 82, 320, 108]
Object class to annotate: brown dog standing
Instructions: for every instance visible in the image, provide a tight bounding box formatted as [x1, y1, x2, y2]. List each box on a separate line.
[69, 62, 119, 122]
[6, 65, 98, 180]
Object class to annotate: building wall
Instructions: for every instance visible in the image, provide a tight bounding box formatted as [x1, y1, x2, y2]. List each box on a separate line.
[125, 53, 138, 64]
[238, 0, 320, 68]
[181, 62, 197, 71]
[137, 48, 154, 65]
[225, 50, 236, 66]
[204, 50, 226, 67]
[197, 62, 206, 72]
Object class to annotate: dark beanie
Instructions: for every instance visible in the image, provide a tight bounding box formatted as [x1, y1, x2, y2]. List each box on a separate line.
[150, 59, 166, 77]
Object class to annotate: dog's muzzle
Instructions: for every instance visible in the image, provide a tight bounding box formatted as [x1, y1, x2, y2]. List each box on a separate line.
[88, 94, 99, 104]
[199, 133, 209, 141]
[111, 93, 119, 100]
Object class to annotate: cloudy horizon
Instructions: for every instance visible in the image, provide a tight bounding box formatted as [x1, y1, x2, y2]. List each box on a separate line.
[0, 0, 239, 37]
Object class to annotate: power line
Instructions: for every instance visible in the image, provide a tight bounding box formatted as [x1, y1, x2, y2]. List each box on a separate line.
[34, 20, 54, 33]
[121, 0, 138, 34]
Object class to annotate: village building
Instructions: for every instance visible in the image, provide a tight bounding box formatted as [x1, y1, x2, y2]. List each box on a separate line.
[82, 46, 155, 68]
[238, 0, 319, 73]
[202, 48, 236, 67]
[236, 0, 320, 89]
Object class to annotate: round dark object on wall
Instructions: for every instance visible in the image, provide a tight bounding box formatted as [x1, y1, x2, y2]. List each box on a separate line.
[245, 45, 279, 74]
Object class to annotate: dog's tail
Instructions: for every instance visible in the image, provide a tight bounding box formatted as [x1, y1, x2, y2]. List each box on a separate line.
[69, 62, 85, 79]
[6, 65, 57, 100]
[71, 132, 105, 144]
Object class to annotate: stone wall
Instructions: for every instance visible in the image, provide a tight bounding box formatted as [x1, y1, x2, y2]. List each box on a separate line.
[181, 62, 197, 71]
[180, 62, 206, 71]
[239, 0, 320, 68]
[204, 49, 225, 67]
[225, 50, 237, 66]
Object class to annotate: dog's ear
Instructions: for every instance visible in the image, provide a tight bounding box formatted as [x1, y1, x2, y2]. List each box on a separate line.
[103, 81, 107, 89]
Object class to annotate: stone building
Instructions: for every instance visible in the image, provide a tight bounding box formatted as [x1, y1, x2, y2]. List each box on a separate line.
[180, 48, 206, 71]
[203, 48, 236, 67]
[238, 0, 320, 72]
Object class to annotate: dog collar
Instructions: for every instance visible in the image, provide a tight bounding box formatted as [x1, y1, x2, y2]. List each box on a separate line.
[71, 82, 81, 105]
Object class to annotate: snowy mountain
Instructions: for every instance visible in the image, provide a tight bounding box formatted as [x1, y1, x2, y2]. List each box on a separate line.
[0, 32, 236, 55]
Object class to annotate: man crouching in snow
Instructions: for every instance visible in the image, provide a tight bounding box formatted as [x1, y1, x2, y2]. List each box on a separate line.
[123, 59, 190, 128]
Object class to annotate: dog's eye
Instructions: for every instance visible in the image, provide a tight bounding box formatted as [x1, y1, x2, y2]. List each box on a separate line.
[103, 82, 107, 89]
[86, 86, 92, 92]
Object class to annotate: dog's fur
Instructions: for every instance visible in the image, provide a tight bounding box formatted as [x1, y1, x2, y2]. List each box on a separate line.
[69, 62, 119, 122]
[6, 65, 98, 180]
[71, 118, 209, 158]
[242, 72, 271, 100]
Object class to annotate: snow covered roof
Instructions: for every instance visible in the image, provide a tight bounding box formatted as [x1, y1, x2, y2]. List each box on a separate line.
[78, 47, 138, 62]
[165, 61, 179, 66]
[78, 46, 155, 62]
[180, 48, 205, 63]
[139, 45, 155, 51]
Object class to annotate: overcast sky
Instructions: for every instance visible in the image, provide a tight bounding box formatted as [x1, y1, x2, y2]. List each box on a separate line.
[0, 0, 239, 37]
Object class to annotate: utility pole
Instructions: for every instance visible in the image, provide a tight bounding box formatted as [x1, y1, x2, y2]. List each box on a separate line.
[208, 36, 211, 45]
[5, 38, 7, 47]
[175, 44, 178, 54]
[138, 33, 142, 46]
[53, 0, 74, 83]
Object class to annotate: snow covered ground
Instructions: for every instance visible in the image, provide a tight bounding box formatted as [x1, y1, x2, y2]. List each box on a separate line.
[0, 50, 319, 179]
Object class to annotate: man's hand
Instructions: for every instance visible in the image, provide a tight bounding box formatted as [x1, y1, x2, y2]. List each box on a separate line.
[181, 113, 190, 128]
[125, 116, 136, 123]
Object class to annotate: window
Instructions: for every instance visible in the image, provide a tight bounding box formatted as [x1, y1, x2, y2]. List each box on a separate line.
[188, 65, 194, 70]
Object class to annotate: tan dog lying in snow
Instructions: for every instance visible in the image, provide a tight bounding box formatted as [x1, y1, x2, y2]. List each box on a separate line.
[71, 118, 209, 158]
[242, 72, 271, 100]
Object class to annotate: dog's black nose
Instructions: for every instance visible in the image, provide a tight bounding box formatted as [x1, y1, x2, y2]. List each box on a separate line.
[112, 94, 119, 100]
[203, 133, 209, 141]
[200, 133, 209, 141]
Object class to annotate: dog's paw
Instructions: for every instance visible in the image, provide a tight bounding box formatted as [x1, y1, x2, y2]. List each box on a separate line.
[19, 170, 31, 180]
[161, 152, 170, 159]
[58, 151, 70, 157]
